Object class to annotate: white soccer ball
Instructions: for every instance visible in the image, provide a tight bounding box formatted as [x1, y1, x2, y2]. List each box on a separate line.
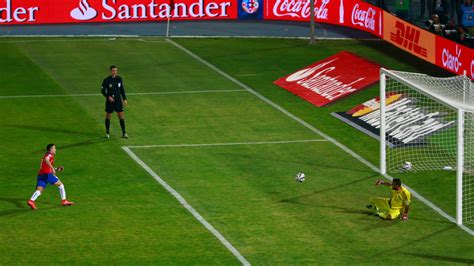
[402, 161, 412, 170]
[295, 172, 305, 183]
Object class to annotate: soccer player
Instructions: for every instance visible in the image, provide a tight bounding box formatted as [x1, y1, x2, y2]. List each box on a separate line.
[27, 144, 74, 210]
[367, 178, 411, 220]
[101, 65, 128, 139]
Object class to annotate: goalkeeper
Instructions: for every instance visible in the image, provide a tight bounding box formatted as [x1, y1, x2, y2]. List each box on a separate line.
[367, 178, 411, 220]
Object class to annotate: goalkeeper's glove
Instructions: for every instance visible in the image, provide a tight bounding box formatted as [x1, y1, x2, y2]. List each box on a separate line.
[401, 213, 408, 220]
[375, 179, 384, 186]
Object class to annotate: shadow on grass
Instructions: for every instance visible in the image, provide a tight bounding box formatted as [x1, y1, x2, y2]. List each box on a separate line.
[401, 252, 474, 264]
[220, 151, 375, 175]
[0, 197, 26, 209]
[59, 137, 111, 150]
[350, 41, 453, 77]
[5, 124, 97, 137]
[0, 197, 62, 217]
[371, 225, 456, 258]
[407, 216, 452, 225]
[279, 173, 378, 205]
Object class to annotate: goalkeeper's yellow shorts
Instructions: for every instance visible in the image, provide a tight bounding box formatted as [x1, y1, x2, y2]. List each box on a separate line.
[369, 197, 402, 220]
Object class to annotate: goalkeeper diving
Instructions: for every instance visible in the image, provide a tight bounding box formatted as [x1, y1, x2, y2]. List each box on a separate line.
[367, 178, 411, 220]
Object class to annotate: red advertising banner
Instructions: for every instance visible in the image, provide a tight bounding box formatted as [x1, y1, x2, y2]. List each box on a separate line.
[264, 0, 383, 37]
[435, 35, 474, 77]
[2, 0, 474, 79]
[383, 12, 436, 64]
[0, 0, 237, 24]
[273, 51, 380, 107]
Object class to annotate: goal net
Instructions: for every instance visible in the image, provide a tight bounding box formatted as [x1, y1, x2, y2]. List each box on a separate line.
[380, 68, 474, 225]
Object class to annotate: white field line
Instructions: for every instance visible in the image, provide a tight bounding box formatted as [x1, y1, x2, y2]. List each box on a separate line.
[166, 38, 474, 236]
[235, 74, 263, 77]
[122, 147, 251, 266]
[128, 139, 328, 149]
[0, 35, 382, 41]
[0, 89, 246, 99]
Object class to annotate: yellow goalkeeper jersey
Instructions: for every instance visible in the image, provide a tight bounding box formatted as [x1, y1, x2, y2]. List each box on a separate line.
[390, 186, 411, 209]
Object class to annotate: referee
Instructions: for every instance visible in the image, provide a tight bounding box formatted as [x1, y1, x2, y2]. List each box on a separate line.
[101, 65, 128, 139]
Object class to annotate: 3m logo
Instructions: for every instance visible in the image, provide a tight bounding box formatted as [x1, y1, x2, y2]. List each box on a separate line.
[390, 21, 427, 57]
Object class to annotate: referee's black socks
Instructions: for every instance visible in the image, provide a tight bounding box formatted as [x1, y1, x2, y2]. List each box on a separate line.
[120, 119, 126, 134]
[105, 118, 110, 134]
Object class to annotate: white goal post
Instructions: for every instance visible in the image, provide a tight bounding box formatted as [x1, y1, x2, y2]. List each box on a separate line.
[379, 68, 474, 226]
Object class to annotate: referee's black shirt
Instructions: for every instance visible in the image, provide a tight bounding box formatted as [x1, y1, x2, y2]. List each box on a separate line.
[101, 76, 127, 101]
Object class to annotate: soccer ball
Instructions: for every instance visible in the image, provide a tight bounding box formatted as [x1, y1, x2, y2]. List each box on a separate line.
[402, 161, 412, 170]
[295, 172, 305, 183]
[443, 166, 453, 171]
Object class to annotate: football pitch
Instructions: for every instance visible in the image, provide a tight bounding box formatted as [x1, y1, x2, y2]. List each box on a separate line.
[0, 37, 473, 264]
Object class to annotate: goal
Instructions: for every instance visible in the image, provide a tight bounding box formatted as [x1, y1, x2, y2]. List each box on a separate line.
[379, 68, 473, 226]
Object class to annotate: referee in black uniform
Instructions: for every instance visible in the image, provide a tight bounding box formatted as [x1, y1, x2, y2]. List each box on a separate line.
[101, 65, 128, 139]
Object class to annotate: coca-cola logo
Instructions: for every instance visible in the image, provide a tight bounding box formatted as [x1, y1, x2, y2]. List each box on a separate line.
[351, 4, 376, 31]
[272, 0, 330, 19]
[442, 45, 462, 72]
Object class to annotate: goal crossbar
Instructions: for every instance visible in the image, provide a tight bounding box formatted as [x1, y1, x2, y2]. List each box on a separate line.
[380, 68, 473, 226]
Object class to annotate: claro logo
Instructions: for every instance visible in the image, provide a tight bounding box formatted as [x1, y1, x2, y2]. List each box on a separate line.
[0, 0, 39, 23]
[390, 21, 427, 58]
[442, 45, 462, 73]
[471, 60, 474, 79]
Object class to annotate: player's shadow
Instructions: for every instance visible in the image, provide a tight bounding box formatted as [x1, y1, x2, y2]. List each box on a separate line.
[0, 197, 59, 217]
[0, 197, 26, 209]
[400, 252, 474, 264]
[279, 173, 379, 205]
[219, 151, 375, 175]
[58, 138, 111, 150]
[370, 225, 456, 258]
[5, 124, 97, 137]
[406, 216, 453, 225]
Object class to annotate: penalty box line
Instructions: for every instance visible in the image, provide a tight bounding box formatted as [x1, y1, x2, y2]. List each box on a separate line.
[128, 139, 329, 149]
[122, 146, 250, 266]
[0, 89, 246, 99]
[165, 39, 474, 237]
[122, 139, 327, 265]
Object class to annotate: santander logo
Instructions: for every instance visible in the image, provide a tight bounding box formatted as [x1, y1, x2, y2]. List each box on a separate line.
[285, 58, 365, 100]
[272, 0, 330, 19]
[351, 4, 376, 31]
[70, 0, 98, 21]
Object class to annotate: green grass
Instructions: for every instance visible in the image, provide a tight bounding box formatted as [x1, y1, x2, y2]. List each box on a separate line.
[0, 37, 472, 264]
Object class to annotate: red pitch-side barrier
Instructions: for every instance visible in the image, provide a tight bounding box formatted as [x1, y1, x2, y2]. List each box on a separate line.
[264, 0, 383, 37]
[0, 0, 237, 23]
[1, 0, 473, 77]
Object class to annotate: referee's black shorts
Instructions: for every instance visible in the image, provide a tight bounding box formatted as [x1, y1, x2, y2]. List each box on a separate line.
[105, 100, 124, 113]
